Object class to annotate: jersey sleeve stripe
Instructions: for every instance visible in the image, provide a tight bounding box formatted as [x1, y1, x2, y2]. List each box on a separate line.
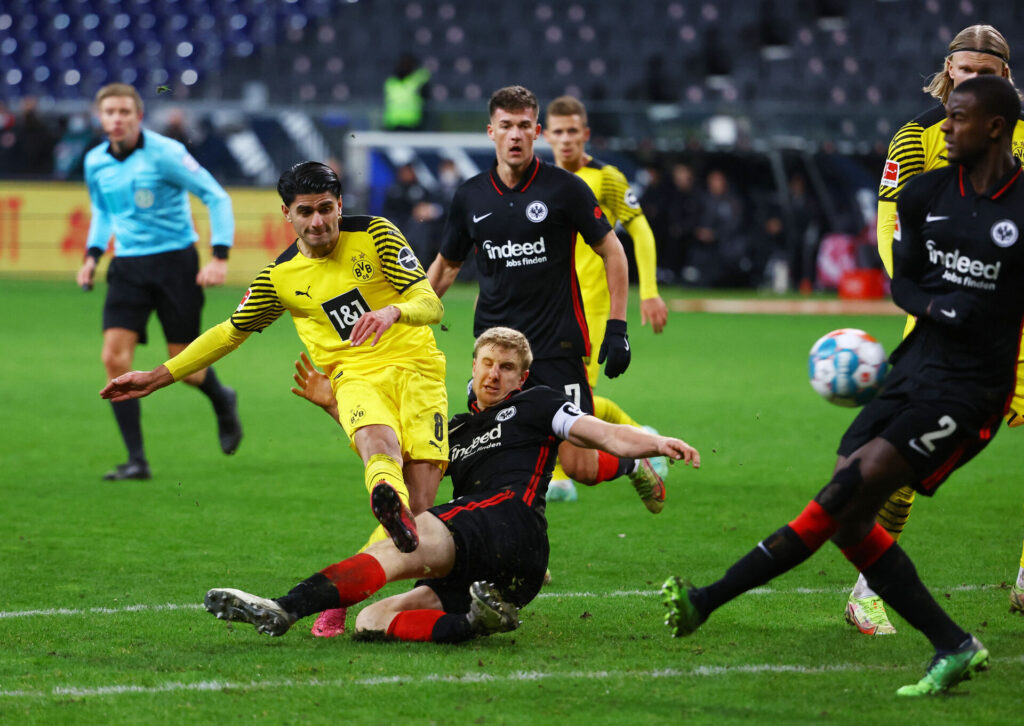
[369, 217, 428, 292]
[229, 265, 286, 332]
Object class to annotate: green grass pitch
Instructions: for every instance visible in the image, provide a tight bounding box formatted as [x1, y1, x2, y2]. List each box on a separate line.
[1, 278, 1021, 724]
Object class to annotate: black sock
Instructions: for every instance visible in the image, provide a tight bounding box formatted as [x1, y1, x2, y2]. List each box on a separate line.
[430, 613, 475, 643]
[198, 367, 231, 412]
[696, 525, 813, 616]
[862, 544, 968, 652]
[617, 457, 637, 477]
[274, 573, 340, 620]
[111, 399, 145, 462]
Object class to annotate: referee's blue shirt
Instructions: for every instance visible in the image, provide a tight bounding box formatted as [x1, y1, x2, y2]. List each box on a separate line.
[84, 129, 234, 257]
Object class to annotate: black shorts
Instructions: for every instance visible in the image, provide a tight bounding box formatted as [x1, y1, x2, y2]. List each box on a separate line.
[838, 377, 1003, 495]
[417, 488, 549, 613]
[103, 247, 204, 345]
[524, 356, 594, 414]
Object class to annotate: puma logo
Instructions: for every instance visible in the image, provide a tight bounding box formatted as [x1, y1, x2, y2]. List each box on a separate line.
[296, 285, 311, 298]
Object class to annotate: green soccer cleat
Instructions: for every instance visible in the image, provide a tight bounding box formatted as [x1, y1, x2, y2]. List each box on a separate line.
[1011, 583, 1024, 615]
[845, 594, 897, 635]
[662, 575, 705, 637]
[895, 635, 989, 696]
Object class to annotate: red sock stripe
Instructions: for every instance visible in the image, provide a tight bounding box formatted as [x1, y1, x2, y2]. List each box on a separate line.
[438, 489, 515, 522]
[841, 523, 895, 571]
[787, 500, 838, 550]
[319, 553, 387, 608]
[594, 450, 619, 484]
[386, 609, 445, 642]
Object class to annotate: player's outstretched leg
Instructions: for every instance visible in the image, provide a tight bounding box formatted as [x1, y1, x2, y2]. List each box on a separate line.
[661, 575, 706, 636]
[468, 581, 520, 636]
[371, 481, 419, 553]
[896, 635, 990, 696]
[204, 588, 296, 636]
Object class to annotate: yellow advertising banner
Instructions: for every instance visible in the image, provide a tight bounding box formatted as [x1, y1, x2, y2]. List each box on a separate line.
[0, 182, 296, 284]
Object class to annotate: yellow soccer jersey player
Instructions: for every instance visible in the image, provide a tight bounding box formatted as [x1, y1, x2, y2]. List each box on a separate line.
[99, 163, 447, 639]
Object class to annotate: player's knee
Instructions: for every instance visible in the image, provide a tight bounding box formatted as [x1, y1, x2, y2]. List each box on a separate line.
[559, 448, 598, 484]
[814, 461, 865, 515]
[101, 347, 132, 377]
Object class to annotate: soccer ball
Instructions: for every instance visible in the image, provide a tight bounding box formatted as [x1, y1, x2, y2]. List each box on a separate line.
[808, 328, 888, 407]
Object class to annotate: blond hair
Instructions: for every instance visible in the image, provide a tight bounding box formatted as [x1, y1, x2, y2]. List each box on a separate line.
[472, 327, 533, 372]
[546, 95, 588, 125]
[94, 83, 144, 113]
[923, 25, 1013, 103]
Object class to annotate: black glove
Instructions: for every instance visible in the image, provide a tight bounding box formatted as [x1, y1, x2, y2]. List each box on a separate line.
[598, 319, 631, 378]
[926, 291, 981, 328]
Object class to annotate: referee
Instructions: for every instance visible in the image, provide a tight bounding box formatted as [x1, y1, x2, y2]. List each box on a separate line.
[76, 84, 241, 480]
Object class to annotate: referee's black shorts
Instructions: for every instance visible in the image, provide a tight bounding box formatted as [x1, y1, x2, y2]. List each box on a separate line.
[838, 375, 1003, 496]
[103, 246, 204, 345]
[418, 488, 549, 613]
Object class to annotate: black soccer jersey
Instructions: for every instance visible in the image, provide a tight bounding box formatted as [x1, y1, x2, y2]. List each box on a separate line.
[439, 157, 613, 358]
[445, 386, 585, 513]
[892, 162, 1024, 403]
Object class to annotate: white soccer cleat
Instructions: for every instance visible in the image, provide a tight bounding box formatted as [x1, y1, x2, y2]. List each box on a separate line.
[546, 478, 578, 502]
[1010, 584, 1024, 615]
[204, 588, 296, 637]
[845, 594, 896, 635]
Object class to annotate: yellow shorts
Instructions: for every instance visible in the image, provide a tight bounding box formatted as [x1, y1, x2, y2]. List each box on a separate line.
[333, 366, 449, 464]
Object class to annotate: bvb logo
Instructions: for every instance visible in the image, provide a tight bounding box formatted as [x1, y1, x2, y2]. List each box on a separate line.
[1013, 140, 1024, 161]
[352, 257, 374, 281]
[350, 406, 365, 426]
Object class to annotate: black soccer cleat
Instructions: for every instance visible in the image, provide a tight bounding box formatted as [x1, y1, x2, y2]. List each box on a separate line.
[216, 387, 243, 455]
[371, 481, 419, 553]
[102, 460, 151, 481]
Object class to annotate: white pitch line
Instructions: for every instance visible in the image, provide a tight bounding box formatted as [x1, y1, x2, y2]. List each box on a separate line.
[0, 584, 1004, 620]
[3, 657, 1022, 700]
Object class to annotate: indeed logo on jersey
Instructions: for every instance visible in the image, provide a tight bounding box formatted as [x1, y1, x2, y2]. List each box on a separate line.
[481, 238, 548, 267]
[449, 423, 503, 462]
[926, 240, 1000, 290]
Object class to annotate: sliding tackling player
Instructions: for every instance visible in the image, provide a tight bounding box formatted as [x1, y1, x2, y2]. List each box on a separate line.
[201, 327, 700, 643]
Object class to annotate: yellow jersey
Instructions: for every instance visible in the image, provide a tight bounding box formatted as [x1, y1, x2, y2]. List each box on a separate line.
[230, 215, 445, 378]
[877, 104, 1024, 274]
[573, 157, 659, 318]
